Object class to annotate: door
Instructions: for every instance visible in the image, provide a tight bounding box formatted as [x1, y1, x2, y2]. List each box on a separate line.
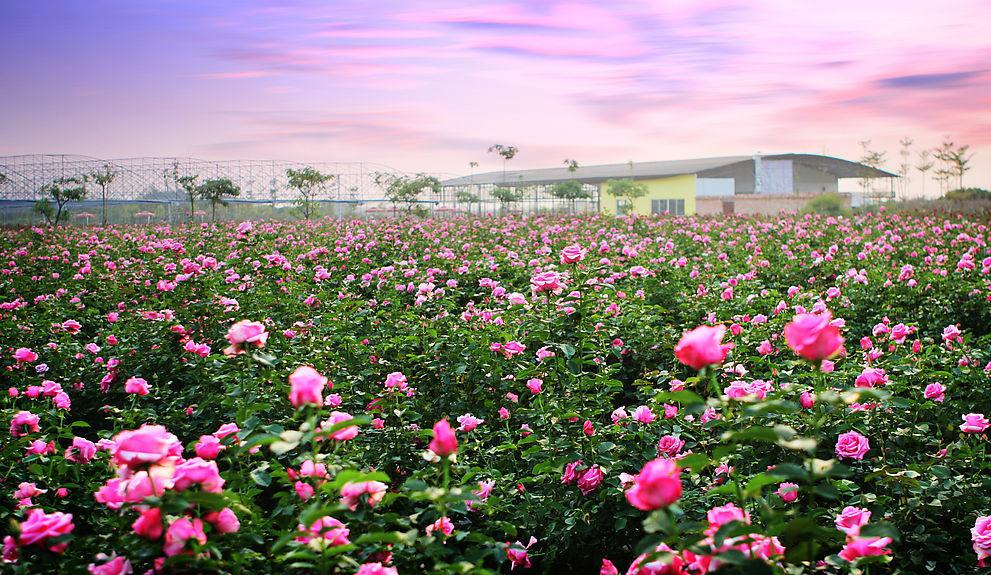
[722, 201, 735, 215]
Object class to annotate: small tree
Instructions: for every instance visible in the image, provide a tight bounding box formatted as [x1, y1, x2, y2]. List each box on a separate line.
[488, 144, 518, 182]
[946, 144, 973, 190]
[286, 167, 333, 220]
[549, 180, 591, 213]
[89, 164, 118, 226]
[897, 137, 912, 199]
[915, 149, 934, 199]
[173, 173, 199, 222]
[197, 178, 241, 221]
[39, 176, 87, 226]
[454, 190, 480, 214]
[604, 178, 648, 215]
[858, 140, 887, 203]
[0, 172, 8, 186]
[375, 172, 440, 214]
[490, 187, 523, 213]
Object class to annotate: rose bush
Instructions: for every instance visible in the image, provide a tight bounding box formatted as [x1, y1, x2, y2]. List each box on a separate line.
[1, 211, 991, 573]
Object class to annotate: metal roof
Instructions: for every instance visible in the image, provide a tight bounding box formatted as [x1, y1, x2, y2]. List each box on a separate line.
[440, 154, 896, 186]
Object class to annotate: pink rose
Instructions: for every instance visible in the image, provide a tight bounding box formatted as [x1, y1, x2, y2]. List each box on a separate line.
[163, 517, 207, 556]
[13, 348, 38, 363]
[10, 411, 41, 437]
[132, 507, 163, 540]
[340, 481, 387, 511]
[835, 506, 872, 536]
[456, 413, 484, 432]
[835, 431, 870, 460]
[172, 457, 225, 493]
[924, 383, 946, 402]
[706, 502, 750, 535]
[783, 313, 844, 361]
[65, 436, 97, 463]
[972, 515, 991, 565]
[123, 377, 150, 396]
[624, 458, 682, 511]
[204, 508, 241, 534]
[296, 516, 350, 546]
[323, 411, 359, 441]
[111, 425, 180, 468]
[656, 435, 685, 457]
[776, 482, 799, 503]
[18, 508, 75, 551]
[429, 419, 458, 456]
[560, 244, 586, 264]
[674, 325, 733, 370]
[961, 413, 990, 434]
[356, 563, 399, 575]
[223, 319, 268, 355]
[838, 536, 892, 562]
[578, 466, 605, 495]
[87, 553, 132, 575]
[288, 366, 327, 408]
[194, 434, 224, 460]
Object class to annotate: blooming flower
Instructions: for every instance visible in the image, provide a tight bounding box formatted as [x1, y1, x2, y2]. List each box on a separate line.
[835, 431, 870, 460]
[223, 319, 268, 355]
[429, 419, 458, 456]
[674, 324, 733, 370]
[961, 413, 990, 434]
[783, 313, 844, 361]
[288, 366, 327, 408]
[625, 458, 682, 511]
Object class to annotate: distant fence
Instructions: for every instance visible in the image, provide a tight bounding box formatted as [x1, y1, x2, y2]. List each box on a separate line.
[0, 154, 599, 224]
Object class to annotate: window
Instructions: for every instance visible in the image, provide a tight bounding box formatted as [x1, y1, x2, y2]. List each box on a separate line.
[651, 199, 685, 216]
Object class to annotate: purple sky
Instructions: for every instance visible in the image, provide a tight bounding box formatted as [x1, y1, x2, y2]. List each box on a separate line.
[1, 0, 989, 194]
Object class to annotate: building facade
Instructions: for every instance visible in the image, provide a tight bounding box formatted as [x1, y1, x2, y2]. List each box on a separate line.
[440, 154, 896, 216]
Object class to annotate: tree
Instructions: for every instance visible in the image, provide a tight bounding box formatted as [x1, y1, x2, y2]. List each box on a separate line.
[0, 172, 8, 186]
[286, 167, 333, 220]
[375, 172, 440, 214]
[166, 162, 201, 222]
[549, 180, 591, 213]
[454, 190, 480, 214]
[858, 140, 887, 203]
[488, 144, 518, 183]
[915, 149, 934, 199]
[563, 158, 579, 172]
[604, 178, 648, 215]
[89, 164, 118, 226]
[490, 187, 523, 213]
[933, 139, 957, 195]
[946, 144, 973, 190]
[39, 176, 87, 226]
[897, 137, 912, 199]
[197, 178, 241, 222]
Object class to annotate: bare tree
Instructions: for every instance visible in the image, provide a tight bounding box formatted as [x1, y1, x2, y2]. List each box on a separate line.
[488, 144, 518, 183]
[897, 137, 912, 199]
[915, 149, 934, 199]
[858, 140, 887, 203]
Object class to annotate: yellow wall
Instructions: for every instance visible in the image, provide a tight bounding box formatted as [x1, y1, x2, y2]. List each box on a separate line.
[599, 174, 697, 216]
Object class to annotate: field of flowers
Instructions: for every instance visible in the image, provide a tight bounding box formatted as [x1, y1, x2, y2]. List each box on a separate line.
[2, 211, 991, 574]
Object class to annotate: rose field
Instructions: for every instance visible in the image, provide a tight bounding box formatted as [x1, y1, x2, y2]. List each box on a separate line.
[3, 211, 991, 575]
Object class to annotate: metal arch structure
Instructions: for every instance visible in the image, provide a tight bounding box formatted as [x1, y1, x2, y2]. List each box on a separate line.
[0, 154, 425, 203]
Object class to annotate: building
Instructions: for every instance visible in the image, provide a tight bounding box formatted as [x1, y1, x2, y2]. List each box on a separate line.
[439, 154, 896, 215]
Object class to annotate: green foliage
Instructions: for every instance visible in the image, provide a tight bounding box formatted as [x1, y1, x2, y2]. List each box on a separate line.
[375, 172, 440, 214]
[197, 177, 242, 221]
[549, 180, 591, 201]
[490, 186, 523, 207]
[89, 164, 118, 225]
[286, 167, 334, 220]
[39, 176, 87, 225]
[801, 192, 851, 216]
[605, 178, 648, 214]
[945, 187, 991, 201]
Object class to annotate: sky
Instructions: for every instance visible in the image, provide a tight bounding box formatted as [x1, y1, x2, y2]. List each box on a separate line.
[1, 0, 989, 196]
